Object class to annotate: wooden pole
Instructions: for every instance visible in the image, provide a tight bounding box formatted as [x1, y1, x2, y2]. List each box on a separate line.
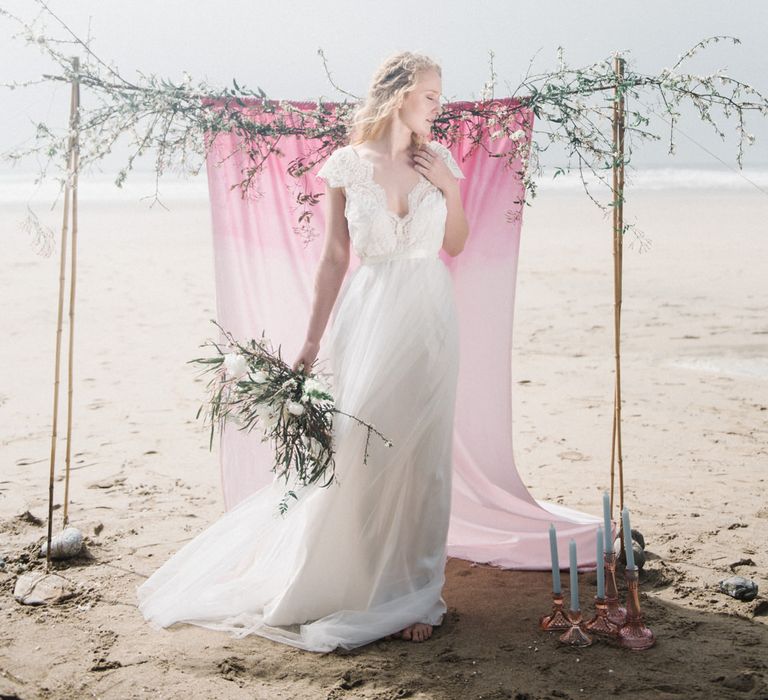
[62, 57, 81, 526]
[609, 56, 626, 524]
[45, 56, 80, 570]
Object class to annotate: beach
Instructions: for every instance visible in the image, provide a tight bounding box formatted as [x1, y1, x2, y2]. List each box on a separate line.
[1, 174, 767, 699]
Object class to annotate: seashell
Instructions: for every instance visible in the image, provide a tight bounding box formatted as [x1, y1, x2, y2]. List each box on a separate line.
[719, 576, 758, 602]
[39, 526, 84, 559]
[14, 572, 75, 605]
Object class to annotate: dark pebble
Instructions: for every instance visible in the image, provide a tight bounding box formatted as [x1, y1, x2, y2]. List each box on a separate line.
[719, 576, 758, 602]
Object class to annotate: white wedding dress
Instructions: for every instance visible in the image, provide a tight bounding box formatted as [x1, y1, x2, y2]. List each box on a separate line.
[136, 140, 466, 652]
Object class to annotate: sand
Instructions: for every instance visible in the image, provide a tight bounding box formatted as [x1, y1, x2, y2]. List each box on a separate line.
[1, 178, 767, 699]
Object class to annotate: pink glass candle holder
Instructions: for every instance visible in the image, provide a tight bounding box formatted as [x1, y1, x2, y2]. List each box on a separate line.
[603, 550, 627, 626]
[584, 595, 620, 636]
[618, 567, 655, 651]
[539, 592, 571, 631]
[558, 608, 593, 646]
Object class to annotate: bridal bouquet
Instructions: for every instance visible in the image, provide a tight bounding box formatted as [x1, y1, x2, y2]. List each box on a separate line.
[189, 320, 392, 513]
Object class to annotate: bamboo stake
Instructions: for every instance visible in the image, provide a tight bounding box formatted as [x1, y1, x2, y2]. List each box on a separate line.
[45, 56, 80, 570]
[62, 57, 81, 525]
[609, 56, 626, 523]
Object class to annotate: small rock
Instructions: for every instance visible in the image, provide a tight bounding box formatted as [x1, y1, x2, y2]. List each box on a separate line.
[632, 545, 646, 569]
[39, 526, 84, 559]
[719, 576, 758, 602]
[752, 600, 768, 617]
[613, 529, 645, 550]
[613, 538, 646, 569]
[93, 522, 104, 536]
[14, 572, 75, 605]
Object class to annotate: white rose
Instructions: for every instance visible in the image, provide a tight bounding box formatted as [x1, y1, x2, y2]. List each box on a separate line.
[302, 377, 327, 394]
[250, 369, 268, 384]
[301, 377, 333, 403]
[286, 400, 305, 416]
[256, 403, 279, 431]
[223, 353, 249, 380]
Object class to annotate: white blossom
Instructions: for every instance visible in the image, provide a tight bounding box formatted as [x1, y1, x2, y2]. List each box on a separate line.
[286, 400, 305, 416]
[223, 352, 248, 380]
[300, 377, 332, 403]
[250, 369, 268, 383]
[256, 403, 279, 431]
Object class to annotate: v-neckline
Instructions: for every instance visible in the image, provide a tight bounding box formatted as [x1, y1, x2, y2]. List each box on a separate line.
[349, 145, 427, 222]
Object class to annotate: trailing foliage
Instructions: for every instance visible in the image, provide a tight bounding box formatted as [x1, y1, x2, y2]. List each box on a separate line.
[2, 5, 766, 252]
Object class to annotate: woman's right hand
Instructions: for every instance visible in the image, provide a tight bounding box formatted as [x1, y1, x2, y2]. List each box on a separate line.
[292, 339, 320, 374]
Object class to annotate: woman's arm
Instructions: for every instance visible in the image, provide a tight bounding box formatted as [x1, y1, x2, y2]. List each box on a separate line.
[441, 182, 469, 256]
[413, 144, 469, 256]
[292, 184, 351, 372]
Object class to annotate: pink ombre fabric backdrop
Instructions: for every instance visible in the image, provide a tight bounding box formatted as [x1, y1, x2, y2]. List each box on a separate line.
[203, 97, 605, 569]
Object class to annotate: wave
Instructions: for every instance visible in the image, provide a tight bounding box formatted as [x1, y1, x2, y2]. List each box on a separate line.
[1, 166, 767, 204]
[534, 166, 768, 192]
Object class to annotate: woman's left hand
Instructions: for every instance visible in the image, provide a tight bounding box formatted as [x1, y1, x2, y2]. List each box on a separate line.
[412, 145, 459, 195]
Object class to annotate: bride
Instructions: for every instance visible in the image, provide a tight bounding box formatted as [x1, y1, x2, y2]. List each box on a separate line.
[136, 50, 469, 652]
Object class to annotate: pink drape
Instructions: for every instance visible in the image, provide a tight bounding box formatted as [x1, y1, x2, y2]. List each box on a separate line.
[203, 98, 604, 570]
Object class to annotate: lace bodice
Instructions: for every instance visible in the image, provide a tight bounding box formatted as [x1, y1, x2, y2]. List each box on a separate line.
[316, 141, 465, 260]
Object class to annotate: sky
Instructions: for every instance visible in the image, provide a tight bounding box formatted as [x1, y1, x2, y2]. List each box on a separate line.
[1, 0, 767, 178]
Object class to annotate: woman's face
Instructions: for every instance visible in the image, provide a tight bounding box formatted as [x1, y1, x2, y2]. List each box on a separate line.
[397, 69, 443, 139]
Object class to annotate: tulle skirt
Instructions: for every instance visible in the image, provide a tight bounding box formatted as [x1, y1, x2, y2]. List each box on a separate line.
[136, 254, 460, 652]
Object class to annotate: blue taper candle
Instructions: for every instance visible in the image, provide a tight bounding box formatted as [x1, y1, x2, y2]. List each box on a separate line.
[596, 525, 605, 598]
[602, 491, 612, 552]
[569, 539, 579, 611]
[622, 507, 636, 569]
[548, 523, 561, 594]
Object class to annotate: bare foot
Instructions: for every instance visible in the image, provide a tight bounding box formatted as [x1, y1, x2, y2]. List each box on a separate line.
[401, 622, 433, 642]
[385, 629, 404, 640]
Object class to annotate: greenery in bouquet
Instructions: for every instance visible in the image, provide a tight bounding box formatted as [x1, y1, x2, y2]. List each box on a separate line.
[189, 320, 392, 514]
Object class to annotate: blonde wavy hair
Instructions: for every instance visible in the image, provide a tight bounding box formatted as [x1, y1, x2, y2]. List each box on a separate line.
[348, 51, 442, 151]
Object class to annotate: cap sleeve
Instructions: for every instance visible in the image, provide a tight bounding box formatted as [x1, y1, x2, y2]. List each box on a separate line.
[429, 141, 465, 180]
[316, 147, 347, 188]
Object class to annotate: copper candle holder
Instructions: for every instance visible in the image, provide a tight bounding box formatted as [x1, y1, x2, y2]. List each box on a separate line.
[558, 608, 593, 646]
[584, 595, 620, 636]
[618, 567, 655, 650]
[603, 550, 627, 626]
[539, 592, 571, 631]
